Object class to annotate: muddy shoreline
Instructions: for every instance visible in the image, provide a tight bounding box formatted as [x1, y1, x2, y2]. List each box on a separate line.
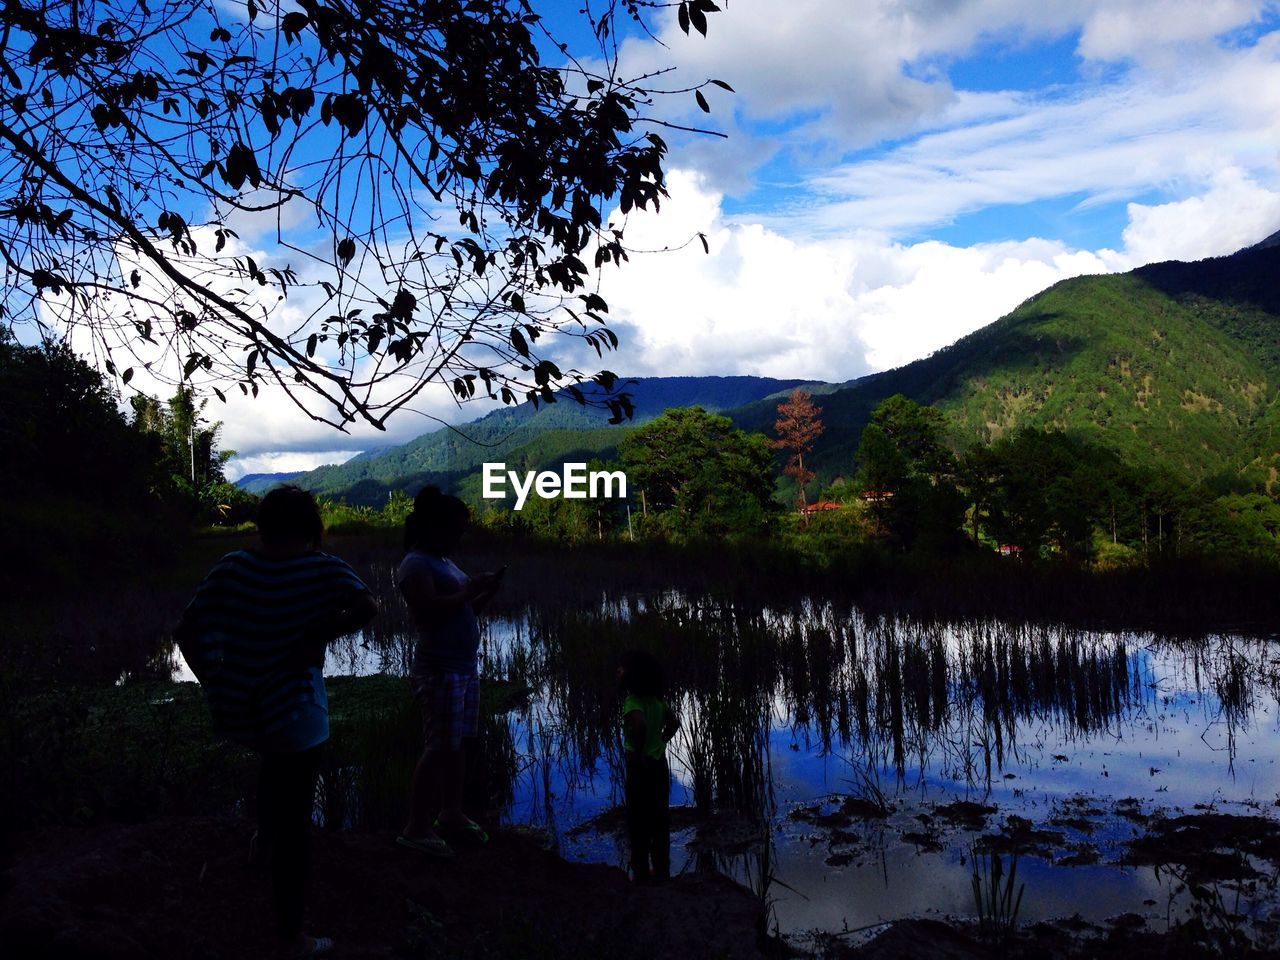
[0, 816, 772, 960]
[7, 804, 1280, 959]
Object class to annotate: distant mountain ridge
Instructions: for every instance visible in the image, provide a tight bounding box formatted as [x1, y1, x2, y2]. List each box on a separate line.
[235, 471, 304, 495]
[1247, 228, 1280, 251]
[291, 375, 813, 504]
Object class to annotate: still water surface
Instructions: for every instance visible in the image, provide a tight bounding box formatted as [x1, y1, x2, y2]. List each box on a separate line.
[182, 595, 1280, 937]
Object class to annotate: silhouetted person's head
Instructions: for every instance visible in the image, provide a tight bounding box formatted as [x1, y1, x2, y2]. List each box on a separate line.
[619, 649, 664, 698]
[404, 486, 470, 555]
[257, 485, 323, 550]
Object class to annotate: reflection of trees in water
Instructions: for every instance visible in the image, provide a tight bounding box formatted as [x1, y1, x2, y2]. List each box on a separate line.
[327, 561, 414, 675]
[940, 621, 1137, 789]
[1141, 633, 1280, 775]
[490, 597, 1178, 814]
[349, 590, 1276, 838]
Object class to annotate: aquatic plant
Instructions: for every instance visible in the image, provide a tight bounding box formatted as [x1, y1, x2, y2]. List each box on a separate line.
[969, 845, 1024, 944]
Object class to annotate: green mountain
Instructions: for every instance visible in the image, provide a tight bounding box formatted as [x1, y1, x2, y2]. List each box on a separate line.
[291, 238, 1280, 505]
[733, 238, 1280, 489]
[235, 471, 304, 494]
[294, 375, 810, 504]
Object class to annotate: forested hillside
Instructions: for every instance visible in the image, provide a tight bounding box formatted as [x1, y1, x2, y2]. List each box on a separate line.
[732, 240, 1280, 489]
[236, 472, 304, 495]
[293, 376, 810, 504]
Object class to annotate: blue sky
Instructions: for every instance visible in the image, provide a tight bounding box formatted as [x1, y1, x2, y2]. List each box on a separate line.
[221, 0, 1280, 476]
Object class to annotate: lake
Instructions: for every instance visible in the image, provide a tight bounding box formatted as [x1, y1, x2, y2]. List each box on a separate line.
[176, 592, 1280, 942]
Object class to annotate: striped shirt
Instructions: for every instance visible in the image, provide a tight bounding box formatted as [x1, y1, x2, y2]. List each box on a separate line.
[179, 550, 370, 752]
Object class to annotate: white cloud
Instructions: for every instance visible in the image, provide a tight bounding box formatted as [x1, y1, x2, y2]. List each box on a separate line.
[618, 0, 1274, 160]
[1077, 0, 1267, 63]
[1119, 167, 1280, 263]
[598, 0, 1280, 272]
[598, 170, 1104, 380]
[850, 240, 1112, 370]
[791, 37, 1280, 237]
[599, 168, 1279, 384]
[619, 0, 961, 156]
[225, 450, 364, 481]
[212, 373, 478, 462]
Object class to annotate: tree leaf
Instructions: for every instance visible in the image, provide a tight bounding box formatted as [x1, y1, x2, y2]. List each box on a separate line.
[281, 12, 309, 44]
[689, 4, 708, 35]
[510, 327, 529, 357]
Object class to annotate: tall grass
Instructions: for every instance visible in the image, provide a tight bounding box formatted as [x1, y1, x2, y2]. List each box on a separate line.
[472, 589, 1156, 825]
[0, 677, 255, 827]
[970, 846, 1025, 944]
[315, 675, 521, 831]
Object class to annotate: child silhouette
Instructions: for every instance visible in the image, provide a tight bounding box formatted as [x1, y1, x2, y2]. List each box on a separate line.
[618, 649, 680, 882]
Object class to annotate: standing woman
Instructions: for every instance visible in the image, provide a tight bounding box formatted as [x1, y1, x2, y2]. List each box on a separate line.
[176, 486, 377, 960]
[397, 486, 502, 857]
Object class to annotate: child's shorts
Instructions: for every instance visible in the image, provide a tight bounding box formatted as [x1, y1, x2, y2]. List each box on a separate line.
[410, 670, 479, 750]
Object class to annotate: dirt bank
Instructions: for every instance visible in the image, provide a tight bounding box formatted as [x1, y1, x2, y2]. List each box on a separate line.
[0, 817, 770, 959]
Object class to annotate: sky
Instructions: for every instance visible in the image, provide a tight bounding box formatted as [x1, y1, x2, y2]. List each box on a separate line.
[217, 0, 1280, 478]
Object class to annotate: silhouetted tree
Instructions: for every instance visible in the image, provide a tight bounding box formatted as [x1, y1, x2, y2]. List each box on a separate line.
[0, 0, 727, 429]
[979, 429, 1106, 562]
[131, 389, 228, 487]
[0, 330, 148, 504]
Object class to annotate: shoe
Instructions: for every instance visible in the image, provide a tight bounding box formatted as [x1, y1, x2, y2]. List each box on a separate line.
[396, 834, 455, 859]
[434, 817, 489, 846]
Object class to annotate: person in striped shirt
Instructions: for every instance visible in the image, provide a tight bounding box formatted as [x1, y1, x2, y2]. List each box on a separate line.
[176, 485, 376, 960]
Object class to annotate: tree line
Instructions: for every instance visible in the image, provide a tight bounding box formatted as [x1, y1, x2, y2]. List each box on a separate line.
[485, 389, 1280, 566]
[0, 333, 255, 585]
[8, 333, 1275, 571]
[842, 393, 1280, 564]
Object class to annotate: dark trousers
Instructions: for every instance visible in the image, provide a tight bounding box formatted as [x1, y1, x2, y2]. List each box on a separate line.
[257, 746, 322, 939]
[625, 753, 670, 880]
